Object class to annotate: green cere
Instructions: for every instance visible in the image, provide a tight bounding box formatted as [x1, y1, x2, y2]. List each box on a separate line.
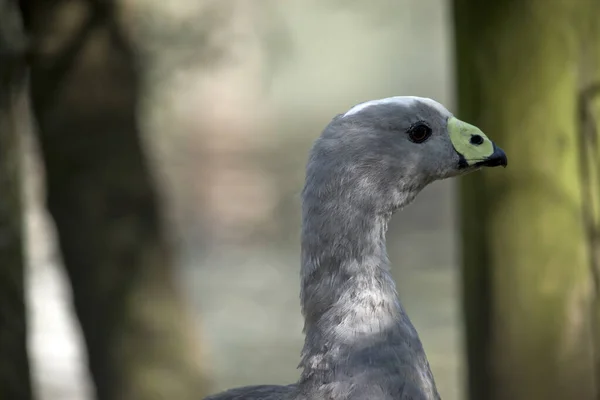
[447, 117, 495, 166]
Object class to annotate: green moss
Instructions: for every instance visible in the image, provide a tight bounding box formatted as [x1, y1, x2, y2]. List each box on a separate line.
[455, 0, 599, 399]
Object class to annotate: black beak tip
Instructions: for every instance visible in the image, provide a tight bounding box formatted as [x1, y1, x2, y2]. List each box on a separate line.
[484, 145, 508, 168]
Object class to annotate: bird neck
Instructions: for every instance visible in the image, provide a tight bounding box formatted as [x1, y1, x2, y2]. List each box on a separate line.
[298, 195, 424, 384]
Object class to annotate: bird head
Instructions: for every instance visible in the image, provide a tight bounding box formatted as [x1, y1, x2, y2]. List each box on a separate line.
[304, 96, 507, 212]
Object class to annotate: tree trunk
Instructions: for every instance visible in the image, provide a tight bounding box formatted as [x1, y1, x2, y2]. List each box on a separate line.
[579, 0, 600, 389]
[0, 1, 32, 399]
[454, 1, 599, 399]
[20, 0, 209, 399]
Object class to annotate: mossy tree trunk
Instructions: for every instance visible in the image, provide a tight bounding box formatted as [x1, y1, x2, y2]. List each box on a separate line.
[19, 0, 209, 399]
[580, 0, 600, 388]
[0, 1, 32, 399]
[454, 1, 600, 399]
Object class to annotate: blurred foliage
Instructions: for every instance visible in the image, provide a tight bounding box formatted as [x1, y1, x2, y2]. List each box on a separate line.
[127, 0, 292, 88]
[325, 0, 442, 28]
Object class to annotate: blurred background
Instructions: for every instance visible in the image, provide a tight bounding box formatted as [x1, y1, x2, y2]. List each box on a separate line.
[1, 1, 599, 400]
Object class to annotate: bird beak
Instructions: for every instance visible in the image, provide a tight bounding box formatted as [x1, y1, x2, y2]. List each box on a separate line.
[473, 144, 508, 168]
[447, 117, 508, 169]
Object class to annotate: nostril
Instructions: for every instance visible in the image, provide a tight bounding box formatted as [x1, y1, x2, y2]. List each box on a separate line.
[470, 134, 484, 145]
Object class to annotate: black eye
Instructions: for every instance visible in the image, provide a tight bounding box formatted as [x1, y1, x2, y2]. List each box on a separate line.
[408, 123, 432, 143]
[470, 134, 484, 145]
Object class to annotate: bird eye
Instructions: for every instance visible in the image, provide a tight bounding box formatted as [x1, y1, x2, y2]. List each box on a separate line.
[408, 123, 432, 143]
[470, 134, 484, 145]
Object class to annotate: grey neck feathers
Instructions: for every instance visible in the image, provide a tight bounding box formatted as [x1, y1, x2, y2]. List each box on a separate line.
[298, 184, 424, 385]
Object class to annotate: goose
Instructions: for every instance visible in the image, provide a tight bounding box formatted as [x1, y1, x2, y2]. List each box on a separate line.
[205, 96, 507, 400]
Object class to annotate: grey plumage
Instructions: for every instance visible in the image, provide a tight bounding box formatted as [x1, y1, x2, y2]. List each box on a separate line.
[204, 96, 506, 400]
